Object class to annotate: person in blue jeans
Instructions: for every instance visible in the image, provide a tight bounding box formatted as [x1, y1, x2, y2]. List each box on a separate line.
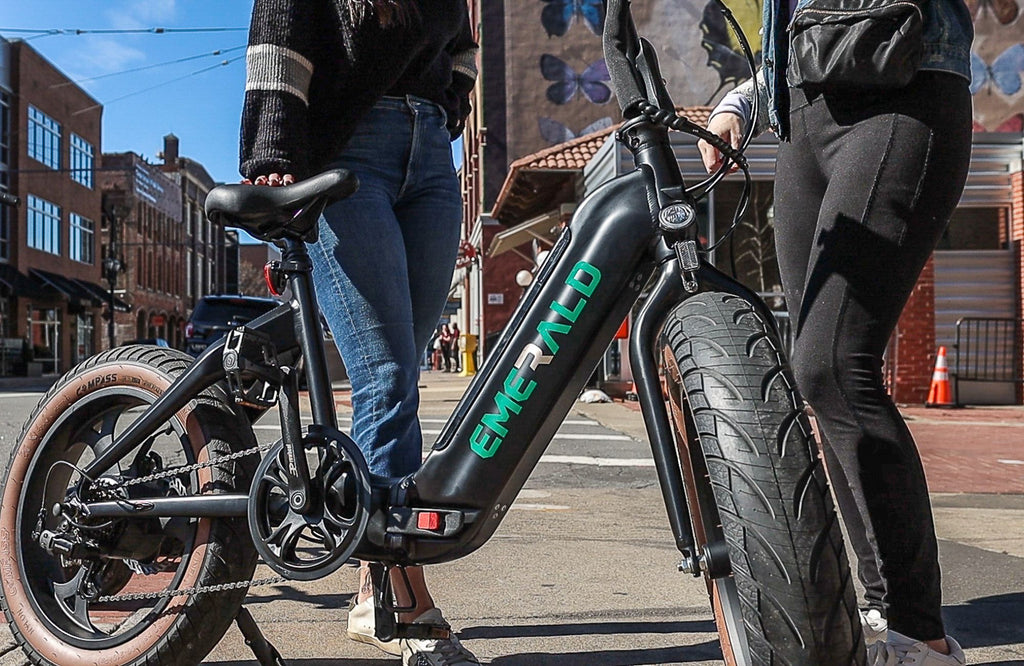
[239, 1, 479, 664]
[699, 0, 973, 664]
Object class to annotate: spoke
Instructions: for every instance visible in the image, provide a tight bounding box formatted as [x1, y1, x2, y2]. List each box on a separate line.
[53, 568, 98, 633]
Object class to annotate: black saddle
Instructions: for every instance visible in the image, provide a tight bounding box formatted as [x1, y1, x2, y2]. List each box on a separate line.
[205, 169, 359, 243]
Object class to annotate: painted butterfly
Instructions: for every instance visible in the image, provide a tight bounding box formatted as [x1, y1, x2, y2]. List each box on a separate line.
[540, 55, 611, 105]
[969, 45, 1024, 96]
[541, 0, 605, 37]
[538, 116, 614, 144]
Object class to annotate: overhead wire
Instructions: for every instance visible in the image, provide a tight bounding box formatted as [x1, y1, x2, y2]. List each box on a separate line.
[52, 45, 246, 88]
[72, 55, 246, 115]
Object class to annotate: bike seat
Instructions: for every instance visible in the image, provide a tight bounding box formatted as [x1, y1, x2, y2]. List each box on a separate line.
[205, 169, 359, 242]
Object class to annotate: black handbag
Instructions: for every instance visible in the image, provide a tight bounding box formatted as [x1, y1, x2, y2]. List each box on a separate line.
[787, 0, 927, 91]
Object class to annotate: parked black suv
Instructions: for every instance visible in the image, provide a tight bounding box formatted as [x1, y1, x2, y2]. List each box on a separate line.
[184, 295, 280, 356]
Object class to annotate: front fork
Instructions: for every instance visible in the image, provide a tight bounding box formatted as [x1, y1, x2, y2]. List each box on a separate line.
[631, 257, 772, 579]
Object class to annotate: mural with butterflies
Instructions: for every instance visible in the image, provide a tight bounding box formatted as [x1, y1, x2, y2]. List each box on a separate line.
[968, 0, 1024, 131]
[503, 0, 1021, 162]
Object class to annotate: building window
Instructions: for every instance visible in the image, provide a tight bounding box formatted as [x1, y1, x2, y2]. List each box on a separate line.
[70, 213, 95, 264]
[28, 106, 61, 170]
[70, 134, 94, 189]
[75, 314, 94, 364]
[27, 195, 61, 255]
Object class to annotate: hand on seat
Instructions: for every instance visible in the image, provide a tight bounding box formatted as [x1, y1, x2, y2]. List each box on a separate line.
[241, 173, 295, 186]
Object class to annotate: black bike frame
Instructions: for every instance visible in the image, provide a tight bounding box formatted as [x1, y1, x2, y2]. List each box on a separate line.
[76, 117, 776, 573]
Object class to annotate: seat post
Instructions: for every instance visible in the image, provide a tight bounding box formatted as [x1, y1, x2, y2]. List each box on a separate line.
[281, 238, 337, 429]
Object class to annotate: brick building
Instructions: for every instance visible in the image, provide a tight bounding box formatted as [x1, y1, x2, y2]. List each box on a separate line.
[101, 153, 186, 347]
[157, 134, 236, 315]
[0, 37, 107, 376]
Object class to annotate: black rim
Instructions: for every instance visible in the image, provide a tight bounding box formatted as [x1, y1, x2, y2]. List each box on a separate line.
[15, 384, 204, 650]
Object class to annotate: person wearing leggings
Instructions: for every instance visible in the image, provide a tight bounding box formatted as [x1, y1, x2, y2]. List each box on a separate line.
[699, 0, 974, 662]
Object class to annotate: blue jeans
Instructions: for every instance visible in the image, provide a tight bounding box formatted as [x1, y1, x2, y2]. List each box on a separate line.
[309, 96, 462, 481]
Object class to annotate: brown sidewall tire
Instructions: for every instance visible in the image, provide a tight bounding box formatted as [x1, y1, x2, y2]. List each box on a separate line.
[0, 357, 224, 665]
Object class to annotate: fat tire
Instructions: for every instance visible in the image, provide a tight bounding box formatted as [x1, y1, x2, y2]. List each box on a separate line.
[0, 346, 258, 666]
[661, 292, 864, 665]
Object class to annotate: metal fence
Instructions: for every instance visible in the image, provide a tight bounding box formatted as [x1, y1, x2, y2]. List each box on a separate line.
[953, 317, 1023, 405]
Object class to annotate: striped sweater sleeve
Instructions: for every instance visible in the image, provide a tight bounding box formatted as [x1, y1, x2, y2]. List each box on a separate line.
[446, 11, 479, 138]
[239, 0, 324, 180]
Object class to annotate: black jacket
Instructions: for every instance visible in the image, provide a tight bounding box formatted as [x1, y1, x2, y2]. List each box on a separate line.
[240, 0, 478, 180]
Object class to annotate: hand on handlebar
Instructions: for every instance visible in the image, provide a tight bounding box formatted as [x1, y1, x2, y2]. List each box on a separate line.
[241, 173, 296, 186]
[697, 113, 744, 174]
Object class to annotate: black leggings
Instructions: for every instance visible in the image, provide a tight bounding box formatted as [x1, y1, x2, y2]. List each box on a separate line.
[774, 72, 973, 641]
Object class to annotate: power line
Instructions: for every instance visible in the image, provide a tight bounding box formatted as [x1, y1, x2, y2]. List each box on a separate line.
[0, 27, 247, 35]
[52, 45, 246, 88]
[72, 55, 245, 115]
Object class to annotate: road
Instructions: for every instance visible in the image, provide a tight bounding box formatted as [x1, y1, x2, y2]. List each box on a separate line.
[0, 376, 1021, 665]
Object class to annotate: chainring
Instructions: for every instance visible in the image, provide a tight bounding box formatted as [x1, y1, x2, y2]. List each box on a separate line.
[247, 427, 371, 580]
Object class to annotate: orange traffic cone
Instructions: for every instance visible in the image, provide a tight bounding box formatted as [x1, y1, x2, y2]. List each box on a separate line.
[926, 346, 952, 407]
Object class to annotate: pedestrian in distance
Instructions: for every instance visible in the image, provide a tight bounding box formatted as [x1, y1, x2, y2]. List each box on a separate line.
[699, 0, 973, 662]
[239, 0, 480, 664]
[439, 323, 454, 372]
[450, 322, 461, 372]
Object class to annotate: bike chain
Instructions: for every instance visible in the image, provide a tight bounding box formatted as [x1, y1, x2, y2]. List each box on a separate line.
[90, 443, 292, 603]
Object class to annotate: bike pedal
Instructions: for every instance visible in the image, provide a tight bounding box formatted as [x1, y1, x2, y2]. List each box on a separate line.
[392, 623, 451, 640]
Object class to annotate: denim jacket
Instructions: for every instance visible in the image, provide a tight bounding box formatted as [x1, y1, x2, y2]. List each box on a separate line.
[714, 0, 974, 140]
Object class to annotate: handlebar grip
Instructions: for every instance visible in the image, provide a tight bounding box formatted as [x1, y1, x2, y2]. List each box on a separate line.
[0, 192, 19, 208]
[603, 0, 647, 116]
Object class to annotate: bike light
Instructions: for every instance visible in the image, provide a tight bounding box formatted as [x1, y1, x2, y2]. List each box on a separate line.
[263, 261, 284, 296]
[416, 511, 441, 531]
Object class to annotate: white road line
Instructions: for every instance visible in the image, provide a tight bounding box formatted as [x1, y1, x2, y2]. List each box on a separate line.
[538, 455, 654, 467]
[252, 425, 631, 441]
[998, 459, 1024, 466]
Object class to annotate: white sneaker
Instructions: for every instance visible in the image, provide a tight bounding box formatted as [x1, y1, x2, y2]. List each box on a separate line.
[346, 596, 402, 656]
[867, 630, 967, 665]
[861, 609, 889, 645]
[400, 608, 480, 666]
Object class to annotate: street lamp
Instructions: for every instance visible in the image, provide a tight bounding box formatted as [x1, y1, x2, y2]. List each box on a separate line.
[102, 252, 123, 349]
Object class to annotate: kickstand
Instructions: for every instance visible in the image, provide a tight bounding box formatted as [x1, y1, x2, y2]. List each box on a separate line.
[235, 606, 287, 666]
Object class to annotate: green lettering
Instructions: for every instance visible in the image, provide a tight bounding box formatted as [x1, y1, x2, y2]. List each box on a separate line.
[550, 295, 586, 323]
[480, 391, 523, 438]
[470, 425, 502, 459]
[504, 367, 536, 402]
[567, 261, 602, 297]
[537, 320, 572, 354]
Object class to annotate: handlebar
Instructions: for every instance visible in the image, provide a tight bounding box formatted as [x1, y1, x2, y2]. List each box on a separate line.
[603, 0, 676, 117]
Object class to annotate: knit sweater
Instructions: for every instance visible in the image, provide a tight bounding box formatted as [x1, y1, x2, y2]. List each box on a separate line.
[240, 0, 478, 180]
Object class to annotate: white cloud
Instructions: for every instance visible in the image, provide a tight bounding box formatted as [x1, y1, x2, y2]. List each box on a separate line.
[72, 37, 147, 76]
[106, 0, 178, 30]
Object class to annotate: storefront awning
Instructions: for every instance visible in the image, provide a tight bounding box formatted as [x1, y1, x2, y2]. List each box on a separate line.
[29, 269, 130, 312]
[487, 210, 562, 258]
[0, 264, 54, 299]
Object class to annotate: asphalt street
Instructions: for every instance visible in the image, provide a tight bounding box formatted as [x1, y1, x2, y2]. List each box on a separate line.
[0, 374, 1020, 665]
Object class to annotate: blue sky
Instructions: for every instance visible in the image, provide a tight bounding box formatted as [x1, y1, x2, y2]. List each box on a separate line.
[4, 1, 254, 186]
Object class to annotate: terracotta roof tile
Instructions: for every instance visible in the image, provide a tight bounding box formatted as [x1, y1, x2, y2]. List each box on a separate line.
[493, 106, 714, 224]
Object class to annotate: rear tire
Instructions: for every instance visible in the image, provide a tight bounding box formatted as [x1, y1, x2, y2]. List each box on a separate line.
[661, 292, 864, 665]
[0, 346, 258, 665]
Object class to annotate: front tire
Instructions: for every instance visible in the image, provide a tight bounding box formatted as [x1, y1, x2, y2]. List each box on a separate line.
[661, 292, 864, 665]
[0, 346, 258, 665]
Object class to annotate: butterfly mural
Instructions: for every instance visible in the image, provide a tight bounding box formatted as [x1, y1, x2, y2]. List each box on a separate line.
[966, 0, 1019, 25]
[538, 116, 614, 144]
[540, 55, 611, 105]
[541, 0, 605, 37]
[970, 45, 1024, 96]
[699, 0, 763, 103]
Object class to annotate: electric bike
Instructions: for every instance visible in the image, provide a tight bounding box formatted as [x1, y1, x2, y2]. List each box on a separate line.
[0, 1, 864, 663]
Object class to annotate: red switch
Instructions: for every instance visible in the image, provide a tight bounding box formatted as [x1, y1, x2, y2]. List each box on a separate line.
[417, 511, 441, 531]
